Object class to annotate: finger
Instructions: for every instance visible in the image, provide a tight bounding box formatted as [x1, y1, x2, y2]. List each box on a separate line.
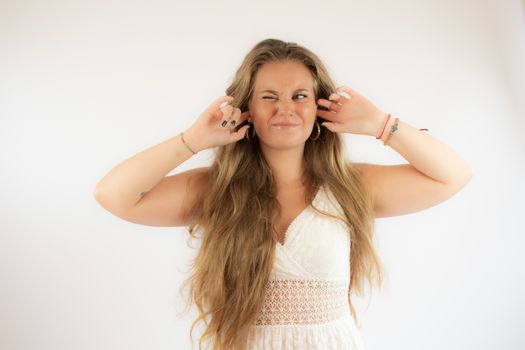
[329, 92, 348, 104]
[215, 96, 235, 126]
[316, 108, 337, 120]
[227, 107, 242, 131]
[321, 121, 339, 132]
[219, 104, 234, 127]
[230, 110, 249, 128]
[317, 98, 341, 112]
[232, 111, 251, 133]
[336, 86, 357, 98]
[225, 108, 250, 131]
[217, 95, 235, 109]
[232, 124, 250, 140]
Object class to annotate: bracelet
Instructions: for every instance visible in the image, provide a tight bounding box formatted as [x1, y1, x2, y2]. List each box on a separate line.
[383, 117, 400, 146]
[376, 113, 430, 146]
[180, 132, 197, 154]
[376, 113, 391, 139]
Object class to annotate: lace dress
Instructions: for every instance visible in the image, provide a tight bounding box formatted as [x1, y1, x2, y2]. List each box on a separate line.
[240, 185, 367, 350]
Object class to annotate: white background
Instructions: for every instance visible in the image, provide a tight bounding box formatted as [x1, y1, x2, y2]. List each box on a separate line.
[1, 0, 524, 349]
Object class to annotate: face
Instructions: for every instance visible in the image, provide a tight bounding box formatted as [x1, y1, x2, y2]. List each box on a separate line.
[248, 60, 318, 149]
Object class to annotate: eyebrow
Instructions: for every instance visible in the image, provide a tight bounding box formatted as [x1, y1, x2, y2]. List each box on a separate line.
[259, 88, 310, 94]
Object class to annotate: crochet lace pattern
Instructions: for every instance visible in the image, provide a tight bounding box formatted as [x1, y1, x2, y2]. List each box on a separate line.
[254, 279, 350, 326]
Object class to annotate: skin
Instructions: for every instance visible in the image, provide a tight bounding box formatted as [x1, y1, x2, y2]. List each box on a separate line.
[247, 60, 318, 191]
[185, 59, 472, 224]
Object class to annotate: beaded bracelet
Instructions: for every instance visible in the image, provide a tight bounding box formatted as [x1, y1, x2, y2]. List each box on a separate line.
[180, 132, 197, 154]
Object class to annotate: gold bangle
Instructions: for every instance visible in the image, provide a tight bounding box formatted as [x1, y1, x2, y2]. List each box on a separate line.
[180, 132, 197, 154]
[383, 117, 400, 146]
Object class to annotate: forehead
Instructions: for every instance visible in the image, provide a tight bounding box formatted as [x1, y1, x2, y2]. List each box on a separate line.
[253, 61, 313, 92]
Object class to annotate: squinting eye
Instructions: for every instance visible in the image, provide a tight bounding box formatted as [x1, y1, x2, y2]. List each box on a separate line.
[262, 94, 308, 100]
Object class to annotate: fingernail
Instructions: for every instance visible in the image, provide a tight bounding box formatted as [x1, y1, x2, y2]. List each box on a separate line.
[221, 120, 227, 127]
[219, 101, 231, 109]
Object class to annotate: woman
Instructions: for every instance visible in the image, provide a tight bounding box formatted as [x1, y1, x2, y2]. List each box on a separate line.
[94, 38, 473, 350]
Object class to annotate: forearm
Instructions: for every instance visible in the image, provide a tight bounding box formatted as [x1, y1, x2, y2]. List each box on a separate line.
[373, 113, 473, 185]
[93, 129, 201, 206]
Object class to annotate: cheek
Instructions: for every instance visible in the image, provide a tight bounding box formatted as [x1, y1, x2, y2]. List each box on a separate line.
[249, 104, 272, 120]
[301, 104, 318, 118]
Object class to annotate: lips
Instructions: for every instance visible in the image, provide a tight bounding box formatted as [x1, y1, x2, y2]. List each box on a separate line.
[272, 123, 299, 126]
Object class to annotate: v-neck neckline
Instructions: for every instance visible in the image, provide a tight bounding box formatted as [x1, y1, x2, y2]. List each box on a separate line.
[276, 185, 324, 248]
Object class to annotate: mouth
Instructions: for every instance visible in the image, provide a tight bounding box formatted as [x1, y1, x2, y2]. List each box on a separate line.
[272, 123, 299, 127]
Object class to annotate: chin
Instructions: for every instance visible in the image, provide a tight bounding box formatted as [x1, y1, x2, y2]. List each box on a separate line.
[261, 136, 308, 147]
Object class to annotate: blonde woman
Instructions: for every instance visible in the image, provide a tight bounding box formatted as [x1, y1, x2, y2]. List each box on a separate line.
[94, 38, 473, 350]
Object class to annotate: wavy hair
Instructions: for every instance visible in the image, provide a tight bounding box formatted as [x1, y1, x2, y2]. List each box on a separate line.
[177, 38, 383, 350]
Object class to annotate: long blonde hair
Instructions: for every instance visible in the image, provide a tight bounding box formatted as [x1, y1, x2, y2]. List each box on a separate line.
[178, 38, 383, 350]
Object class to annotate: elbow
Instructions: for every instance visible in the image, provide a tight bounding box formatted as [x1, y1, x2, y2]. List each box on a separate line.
[93, 185, 106, 202]
[444, 164, 474, 190]
[455, 165, 474, 189]
[465, 165, 474, 182]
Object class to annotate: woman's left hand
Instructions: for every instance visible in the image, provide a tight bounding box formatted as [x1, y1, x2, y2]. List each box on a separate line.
[316, 85, 388, 137]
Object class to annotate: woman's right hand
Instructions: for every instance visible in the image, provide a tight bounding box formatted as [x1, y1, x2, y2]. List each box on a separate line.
[183, 95, 250, 152]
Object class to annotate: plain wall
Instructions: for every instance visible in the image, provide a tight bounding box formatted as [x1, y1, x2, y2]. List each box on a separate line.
[1, 0, 524, 349]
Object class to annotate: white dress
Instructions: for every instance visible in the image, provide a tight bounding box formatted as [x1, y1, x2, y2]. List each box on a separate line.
[241, 185, 367, 350]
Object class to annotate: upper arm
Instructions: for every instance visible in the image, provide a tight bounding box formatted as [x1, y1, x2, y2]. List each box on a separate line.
[100, 166, 210, 227]
[354, 162, 472, 218]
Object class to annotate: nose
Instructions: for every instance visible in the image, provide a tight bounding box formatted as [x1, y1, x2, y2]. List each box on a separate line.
[276, 98, 295, 116]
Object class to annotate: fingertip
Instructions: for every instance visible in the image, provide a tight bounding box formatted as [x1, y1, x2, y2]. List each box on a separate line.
[219, 99, 233, 109]
[234, 124, 248, 138]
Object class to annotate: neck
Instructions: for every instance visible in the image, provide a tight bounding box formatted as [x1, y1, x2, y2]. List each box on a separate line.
[260, 143, 306, 191]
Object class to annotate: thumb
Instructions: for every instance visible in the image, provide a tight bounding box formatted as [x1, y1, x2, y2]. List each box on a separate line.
[232, 124, 250, 141]
[321, 121, 338, 132]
